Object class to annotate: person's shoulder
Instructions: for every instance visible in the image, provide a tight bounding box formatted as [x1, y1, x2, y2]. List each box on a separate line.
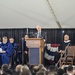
[7, 42, 11, 44]
[14, 43, 17, 45]
[8, 42, 13, 46]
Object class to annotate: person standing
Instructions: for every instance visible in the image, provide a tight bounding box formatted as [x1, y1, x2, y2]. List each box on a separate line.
[35, 25, 46, 64]
[23, 35, 29, 64]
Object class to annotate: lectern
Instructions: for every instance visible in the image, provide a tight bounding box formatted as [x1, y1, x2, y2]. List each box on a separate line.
[26, 38, 44, 65]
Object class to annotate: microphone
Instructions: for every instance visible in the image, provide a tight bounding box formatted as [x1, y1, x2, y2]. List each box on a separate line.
[19, 37, 25, 41]
[22, 38, 24, 40]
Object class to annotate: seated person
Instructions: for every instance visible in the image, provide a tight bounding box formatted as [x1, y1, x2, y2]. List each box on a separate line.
[9, 37, 18, 51]
[9, 37, 18, 66]
[59, 34, 71, 54]
[55, 34, 71, 64]
[16, 35, 29, 65]
[0, 36, 14, 66]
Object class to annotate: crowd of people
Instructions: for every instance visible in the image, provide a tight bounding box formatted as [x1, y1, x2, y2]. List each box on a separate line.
[0, 25, 75, 75]
[0, 64, 75, 75]
[0, 35, 29, 68]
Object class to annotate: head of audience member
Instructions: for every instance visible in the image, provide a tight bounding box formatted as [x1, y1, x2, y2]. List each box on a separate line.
[38, 64, 44, 70]
[3, 69, 13, 75]
[48, 72, 57, 75]
[61, 65, 67, 73]
[48, 65, 58, 72]
[38, 64, 47, 71]
[15, 65, 22, 72]
[24, 35, 29, 40]
[1, 64, 9, 73]
[36, 70, 46, 75]
[36, 25, 42, 32]
[22, 65, 29, 71]
[64, 34, 69, 41]
[67, 65, 73, 75]
[57, 68, 64, 75]
[2, 36, 8, 44]
[32, 66, 39, 75]
[20, 69, 30, 75]
[63, 73, 68, 75]
[63, 67, 68, 73]
[9, 37, 14, 43]
[32, 64, 46, 75]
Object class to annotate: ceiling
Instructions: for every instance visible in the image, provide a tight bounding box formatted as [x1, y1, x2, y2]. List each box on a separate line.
[0, 0, 75, 28]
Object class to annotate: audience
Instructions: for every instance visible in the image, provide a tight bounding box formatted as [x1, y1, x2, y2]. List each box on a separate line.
[67, 65, 73, 75]
[0, 64, 75, 75]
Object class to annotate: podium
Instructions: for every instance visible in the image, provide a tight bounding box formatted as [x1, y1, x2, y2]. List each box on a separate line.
[26, 38, 44, 65]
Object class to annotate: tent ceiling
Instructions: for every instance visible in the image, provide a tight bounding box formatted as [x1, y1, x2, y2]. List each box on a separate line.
[0, 0, 75, 28]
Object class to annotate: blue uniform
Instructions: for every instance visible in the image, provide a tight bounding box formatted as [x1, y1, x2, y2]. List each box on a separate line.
[0, 42, 14, 65]
[14, 43, 18, 50]
[11, 43, 18, 66]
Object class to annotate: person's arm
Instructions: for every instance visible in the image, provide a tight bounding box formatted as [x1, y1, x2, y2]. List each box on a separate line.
[59, 50, 65, 54]
[59, 42, 65, 54]
[42, 31, 47, 42]
[24, 40, 28, 54]
[0, 50, 6, 53]
[0, 48, 6, 53]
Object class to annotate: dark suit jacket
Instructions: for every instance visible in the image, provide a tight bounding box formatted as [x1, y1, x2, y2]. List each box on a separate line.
[34, 31, 47, 41]
[59, 41, 71, 51]
[23, 40, 28, 52]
